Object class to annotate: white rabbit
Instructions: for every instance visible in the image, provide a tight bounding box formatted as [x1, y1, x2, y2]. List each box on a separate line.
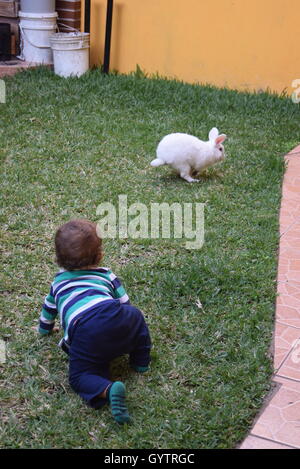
[151, 127, 227, 183]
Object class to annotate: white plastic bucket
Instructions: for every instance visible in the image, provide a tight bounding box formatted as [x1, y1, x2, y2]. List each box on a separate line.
[50, 33, 90, 78]
[19, 11, 58, 64]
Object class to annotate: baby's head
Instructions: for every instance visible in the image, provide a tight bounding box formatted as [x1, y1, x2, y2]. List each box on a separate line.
[55, 219, 103, 271]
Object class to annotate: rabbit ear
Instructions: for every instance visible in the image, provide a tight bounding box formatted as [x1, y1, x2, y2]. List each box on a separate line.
[208, 127, 219, 141]
[215, 134, 227, 145]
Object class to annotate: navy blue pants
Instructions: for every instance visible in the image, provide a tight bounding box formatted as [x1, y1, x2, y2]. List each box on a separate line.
[68, 300, 151, 409]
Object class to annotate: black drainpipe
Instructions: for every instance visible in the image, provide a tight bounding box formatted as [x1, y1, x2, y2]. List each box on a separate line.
[84, 0, 91, 33]
[103, 0, 114, 74]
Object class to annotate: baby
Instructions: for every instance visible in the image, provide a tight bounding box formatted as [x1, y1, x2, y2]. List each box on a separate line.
[39, 219, 151, 424]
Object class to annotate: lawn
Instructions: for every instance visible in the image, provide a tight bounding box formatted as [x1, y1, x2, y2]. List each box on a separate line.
[0, 67, 299, 449]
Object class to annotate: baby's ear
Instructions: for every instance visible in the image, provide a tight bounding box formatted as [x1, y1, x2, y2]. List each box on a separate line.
[215, 134, 227, 145]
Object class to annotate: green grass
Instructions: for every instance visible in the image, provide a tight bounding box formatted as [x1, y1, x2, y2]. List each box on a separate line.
[0, 67, 299, 449]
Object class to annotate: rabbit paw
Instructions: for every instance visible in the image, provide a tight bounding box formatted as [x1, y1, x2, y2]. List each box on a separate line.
[181, 174, 200, 183]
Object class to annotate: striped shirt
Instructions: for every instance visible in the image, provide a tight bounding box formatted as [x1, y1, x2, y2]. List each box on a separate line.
[39, 268, 129, 347]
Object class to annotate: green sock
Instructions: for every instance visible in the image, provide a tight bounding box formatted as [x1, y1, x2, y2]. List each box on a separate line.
[108, 381, 131, 424]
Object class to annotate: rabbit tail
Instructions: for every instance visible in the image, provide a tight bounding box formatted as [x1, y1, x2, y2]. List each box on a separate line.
[150, 158, 165, 167]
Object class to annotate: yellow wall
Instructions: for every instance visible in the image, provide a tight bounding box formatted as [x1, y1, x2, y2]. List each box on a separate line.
[83, 0, 300, 94]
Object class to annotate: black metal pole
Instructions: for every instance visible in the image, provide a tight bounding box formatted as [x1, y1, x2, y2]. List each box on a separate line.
[84, 0, 91, 33]
[103, 0, 114, 74]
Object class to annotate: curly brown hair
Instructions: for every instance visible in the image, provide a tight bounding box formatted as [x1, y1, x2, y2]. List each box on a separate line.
[55, 219, 103, 271]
